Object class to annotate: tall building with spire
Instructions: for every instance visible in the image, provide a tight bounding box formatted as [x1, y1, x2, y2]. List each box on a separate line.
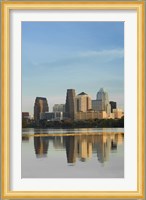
[34, 97, 49, 121]
[65, 89, 76, 119]
[96, 88, 111, 114]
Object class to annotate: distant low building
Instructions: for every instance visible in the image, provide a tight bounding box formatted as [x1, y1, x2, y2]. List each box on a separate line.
[54, 112, 64, 121]
[75, 111, 98, 120]
[53, 104, 65, 112]
[22, 112, 30, 126]
[40, 112, 54, 120]
[74, 109, 124, 120]
[107, 113, 115, 119]
[22, 112, 30, 119]
[97, 111, 107, 119]
[40, 112, 63, 121]
[113, 109, 123, 119]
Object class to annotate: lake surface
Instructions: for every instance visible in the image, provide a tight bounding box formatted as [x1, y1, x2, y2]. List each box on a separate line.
[22, 128, 124, 178]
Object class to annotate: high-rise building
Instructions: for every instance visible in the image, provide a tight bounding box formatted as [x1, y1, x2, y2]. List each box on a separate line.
[92, 100, 98, 111]
[34, 97, 49, 121]
[65, 89, 76, 119]
[109, 101, 117, 113]
[96, 88, 111, 114]
[75, 92, 92, 112]
[53, 104, 65, 112]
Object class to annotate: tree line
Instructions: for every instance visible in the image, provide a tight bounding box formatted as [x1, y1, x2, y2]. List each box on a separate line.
[22, 117, 124, 128]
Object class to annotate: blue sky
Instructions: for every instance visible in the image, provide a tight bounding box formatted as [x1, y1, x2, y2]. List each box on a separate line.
[22, 22, 124, 115]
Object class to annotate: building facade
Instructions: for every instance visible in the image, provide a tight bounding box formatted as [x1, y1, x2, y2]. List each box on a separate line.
[34, 97, 49, 121]
[113, 108, 123, 119]
[53, 104, 65, 112]
[65, 89, 76, 119]
[96, 88, 111, 114]
[92, 100, 98, 111]
[75, 111, 98, 120]
[40, 112, 63, 121]
[22, 112, 30, 125]
[75, 92, 92, 112]
[22, 112, 30, 119]
[109, 101, 117, 113]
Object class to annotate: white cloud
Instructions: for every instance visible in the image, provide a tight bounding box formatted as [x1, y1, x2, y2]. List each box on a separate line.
[28, 48, 124, 69]
[79, 49, 124, 59]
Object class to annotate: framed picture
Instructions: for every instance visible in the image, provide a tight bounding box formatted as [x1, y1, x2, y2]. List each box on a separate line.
[1, 1, 145, 199]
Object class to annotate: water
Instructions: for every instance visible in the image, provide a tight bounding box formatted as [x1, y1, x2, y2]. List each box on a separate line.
[22, 128, 124, 178]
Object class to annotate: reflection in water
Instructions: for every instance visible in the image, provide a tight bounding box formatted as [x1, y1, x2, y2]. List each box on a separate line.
[30, 132, 124, 163]
[65, 135, 93, 163]
[53, 136, 65, 149]
[96, 135, 112, 163]
[22, 129, 124, 178]
[34, 135, 49, 158]
[78, 136, 92, 162]
[65, 136, 76, 164]
[22, 135, 30, 142]
[111, 140, 117, 151]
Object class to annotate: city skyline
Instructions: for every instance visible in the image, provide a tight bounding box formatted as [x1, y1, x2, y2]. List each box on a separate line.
[22, 22, 124, 115]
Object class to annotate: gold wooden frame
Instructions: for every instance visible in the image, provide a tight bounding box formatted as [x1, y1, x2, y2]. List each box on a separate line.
[1, 1, 145, 199]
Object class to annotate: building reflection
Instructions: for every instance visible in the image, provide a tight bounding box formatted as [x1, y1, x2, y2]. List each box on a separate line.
[64, 133, 124, 164]
[65, 136, 77, 164]
[34, 135, 49, 158]
[33, 132, 124, 164]
[115, 133, 124, 144]
[111, 139, 117, 151]
[96, 134, 111, 163]
[77, 136, 92, 162]
[22, 135, 30, 142]
[53, 136, 65, 149]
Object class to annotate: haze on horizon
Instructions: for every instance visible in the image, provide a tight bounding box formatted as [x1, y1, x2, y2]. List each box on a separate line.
[22, 22, 124, 116]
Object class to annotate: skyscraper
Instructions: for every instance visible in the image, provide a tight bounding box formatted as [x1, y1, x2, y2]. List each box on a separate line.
[96, 88, 111, 114]
[65, 89, 76, 119]
[34, 97, 49, 121]
[75, 92, 92, 112]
